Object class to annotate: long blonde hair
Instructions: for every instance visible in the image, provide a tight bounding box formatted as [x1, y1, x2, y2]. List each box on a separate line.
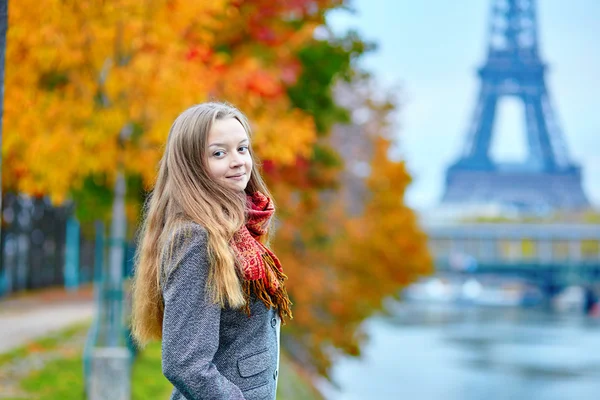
[131, 102, 273, 345]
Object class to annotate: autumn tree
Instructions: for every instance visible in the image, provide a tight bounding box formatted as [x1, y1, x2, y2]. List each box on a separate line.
[3, 0, 330, 215]
[272, 76, 432, 376]
[3, 0, 432, 383]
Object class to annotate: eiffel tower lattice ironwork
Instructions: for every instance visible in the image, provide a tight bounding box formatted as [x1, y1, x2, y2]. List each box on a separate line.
[441, 0, 589, 210]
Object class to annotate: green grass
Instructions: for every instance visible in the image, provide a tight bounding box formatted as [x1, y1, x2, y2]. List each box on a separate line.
[130, 341, 174, 400]
[2, 324, 322, 400]
[20, 356, 86, 399]
[0, 322, 89, 367]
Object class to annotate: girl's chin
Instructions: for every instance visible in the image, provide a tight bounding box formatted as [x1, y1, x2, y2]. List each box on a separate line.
[223, 181, 248, 192]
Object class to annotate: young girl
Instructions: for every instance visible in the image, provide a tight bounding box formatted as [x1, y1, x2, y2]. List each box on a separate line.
[131, 102, 292, 400]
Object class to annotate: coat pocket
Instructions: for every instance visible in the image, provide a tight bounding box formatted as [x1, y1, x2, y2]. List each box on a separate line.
[242, 383, 271, 400]
[237, 348, 270, 378]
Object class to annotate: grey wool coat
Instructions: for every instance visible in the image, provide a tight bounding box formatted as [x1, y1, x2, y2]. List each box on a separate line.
[161, 223, 281, 400]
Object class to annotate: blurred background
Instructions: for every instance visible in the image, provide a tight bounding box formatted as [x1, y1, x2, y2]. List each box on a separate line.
[0, 1, 598, 400]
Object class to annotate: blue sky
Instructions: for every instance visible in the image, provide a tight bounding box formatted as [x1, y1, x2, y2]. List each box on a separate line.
[327, 1, 600, 211]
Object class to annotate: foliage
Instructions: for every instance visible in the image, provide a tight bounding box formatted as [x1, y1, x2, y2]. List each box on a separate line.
[274, 80, 432, 376]
[288, 30, 375, 135]
[4, 0, 337, 217]
[3, 0, 432, 381]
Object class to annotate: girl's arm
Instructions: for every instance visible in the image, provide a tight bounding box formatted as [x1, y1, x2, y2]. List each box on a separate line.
[161, 225, 244, 400]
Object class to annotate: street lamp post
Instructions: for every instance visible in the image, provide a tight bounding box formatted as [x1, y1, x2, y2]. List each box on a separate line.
[88, 126, 133, 400]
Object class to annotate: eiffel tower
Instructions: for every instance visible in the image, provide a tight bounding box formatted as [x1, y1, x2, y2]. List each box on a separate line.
[441, 0, 589, 211]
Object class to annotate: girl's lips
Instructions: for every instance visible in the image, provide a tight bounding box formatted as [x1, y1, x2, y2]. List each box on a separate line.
[226, 173, 245, 180]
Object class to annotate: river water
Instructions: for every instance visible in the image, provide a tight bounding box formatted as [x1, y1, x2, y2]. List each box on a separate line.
[325, 301, 600, 400]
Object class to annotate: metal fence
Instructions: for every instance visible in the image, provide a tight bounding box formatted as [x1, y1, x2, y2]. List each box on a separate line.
[1, 193, 95, 297]
[1, 192, 138, 397]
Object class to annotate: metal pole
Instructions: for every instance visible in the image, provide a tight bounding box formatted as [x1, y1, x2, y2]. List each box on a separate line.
[107, 171, 126, 347]
[89, 171, 131, 400]
[65, 217, 81, 292]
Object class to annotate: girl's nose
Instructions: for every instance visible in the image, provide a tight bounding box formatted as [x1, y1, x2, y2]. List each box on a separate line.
[230, 154, 244, 168]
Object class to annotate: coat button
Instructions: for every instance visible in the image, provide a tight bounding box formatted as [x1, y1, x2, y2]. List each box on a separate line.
[273, 369, 278, 380]
[271, 317, 277, 327]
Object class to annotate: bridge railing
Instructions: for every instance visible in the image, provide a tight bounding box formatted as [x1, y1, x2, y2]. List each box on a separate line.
[424, 223, 600, 267]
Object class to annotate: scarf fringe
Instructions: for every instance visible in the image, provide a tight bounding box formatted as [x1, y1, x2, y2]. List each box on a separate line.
[242, 253, 293, 324]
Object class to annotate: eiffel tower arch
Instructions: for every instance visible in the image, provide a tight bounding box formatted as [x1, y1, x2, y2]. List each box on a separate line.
[441, 0, 589, 211]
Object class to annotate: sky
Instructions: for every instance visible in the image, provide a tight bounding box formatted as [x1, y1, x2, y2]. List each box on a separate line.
[327, 0, 600, 211]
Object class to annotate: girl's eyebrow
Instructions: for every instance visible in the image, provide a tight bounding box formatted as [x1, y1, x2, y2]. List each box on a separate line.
[208, 139, 249, 148]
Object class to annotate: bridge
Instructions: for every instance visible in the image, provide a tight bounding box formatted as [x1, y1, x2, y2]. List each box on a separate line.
[424, 223, 600, 296]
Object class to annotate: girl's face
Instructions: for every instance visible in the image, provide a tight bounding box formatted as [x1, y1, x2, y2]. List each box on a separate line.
[206, 117, 253, 192]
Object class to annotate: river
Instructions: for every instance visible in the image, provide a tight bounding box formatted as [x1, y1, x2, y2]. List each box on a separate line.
[324, 300, 600, 400]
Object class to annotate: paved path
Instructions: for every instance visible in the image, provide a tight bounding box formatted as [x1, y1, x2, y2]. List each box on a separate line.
[0, 286, 95, 354]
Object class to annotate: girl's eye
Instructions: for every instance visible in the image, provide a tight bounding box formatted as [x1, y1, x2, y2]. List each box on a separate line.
[213, 150, 225, 157]
[238, 146, 249, 153]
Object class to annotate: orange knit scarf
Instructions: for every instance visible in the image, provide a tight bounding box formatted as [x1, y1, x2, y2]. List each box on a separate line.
[232, 192, 292, 322]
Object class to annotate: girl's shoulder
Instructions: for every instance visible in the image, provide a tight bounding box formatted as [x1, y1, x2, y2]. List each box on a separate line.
[161, 221, 209, 276]
[170, 220, 207, 242]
